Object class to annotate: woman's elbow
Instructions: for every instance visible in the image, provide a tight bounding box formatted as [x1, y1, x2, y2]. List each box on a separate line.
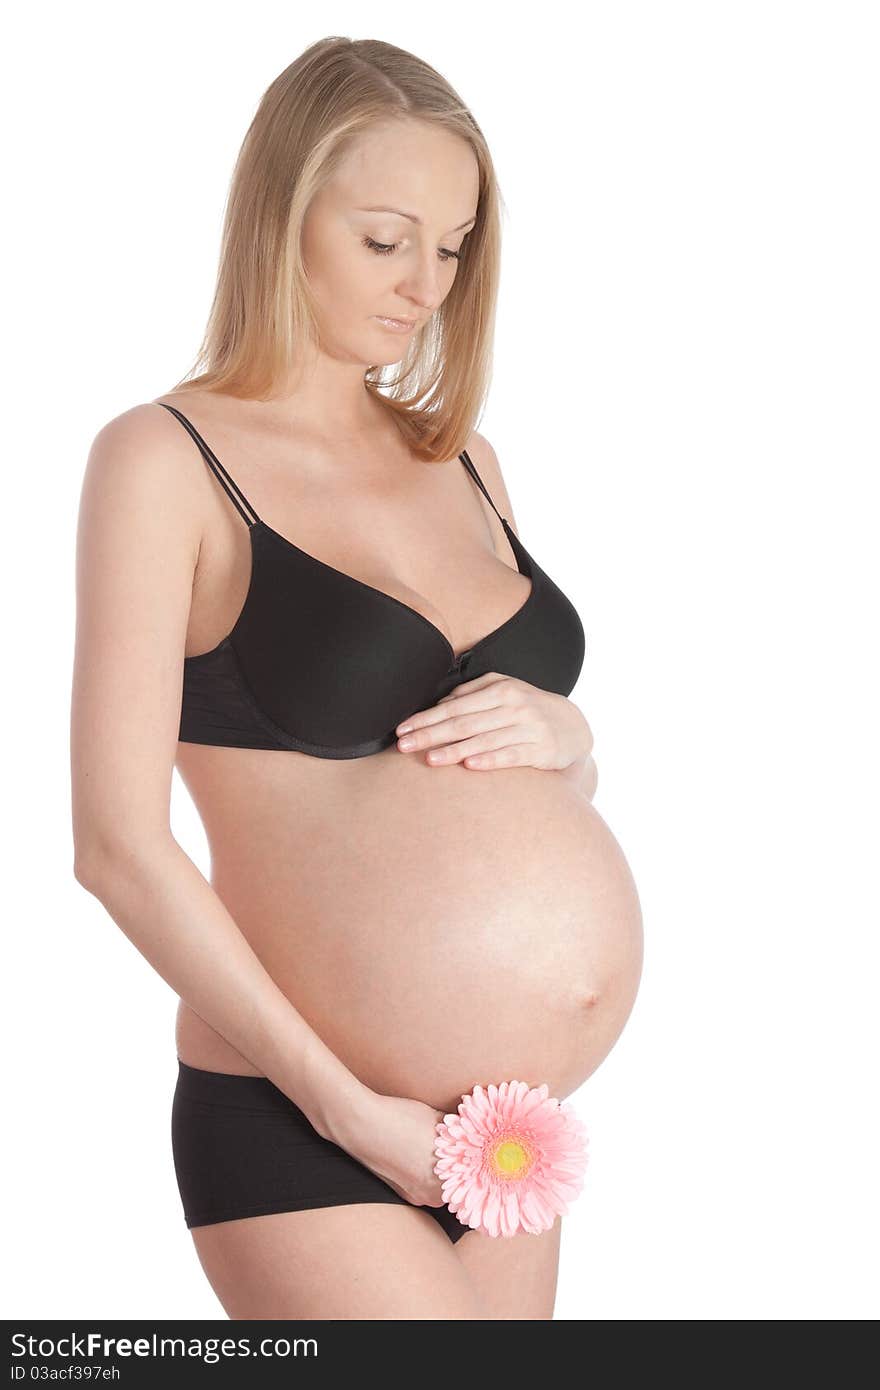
[72, 825, 175, 896]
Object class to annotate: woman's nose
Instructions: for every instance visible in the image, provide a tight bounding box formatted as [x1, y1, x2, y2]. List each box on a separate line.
[397, 258, 444, 311]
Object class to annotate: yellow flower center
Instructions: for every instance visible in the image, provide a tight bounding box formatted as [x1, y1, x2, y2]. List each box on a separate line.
[492, 1139, 530, 1176]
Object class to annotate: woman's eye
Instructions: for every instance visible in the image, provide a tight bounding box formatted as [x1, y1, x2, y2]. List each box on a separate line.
[361, 235, 460, 262]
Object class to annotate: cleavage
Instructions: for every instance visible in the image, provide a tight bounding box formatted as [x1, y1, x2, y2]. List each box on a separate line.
[287, 523, 528, 654]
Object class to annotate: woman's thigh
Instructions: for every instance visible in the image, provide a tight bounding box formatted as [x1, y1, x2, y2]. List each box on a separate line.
[189, 1201, 493, 1320]
[454, 1218, 562, 1320]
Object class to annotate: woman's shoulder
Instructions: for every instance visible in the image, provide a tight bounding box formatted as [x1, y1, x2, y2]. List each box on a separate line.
[80, 398, 211, 544]
[90, 395, 204, 459]
[463, 429, 519, 532]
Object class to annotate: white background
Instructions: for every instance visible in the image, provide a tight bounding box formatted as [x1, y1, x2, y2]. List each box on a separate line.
[3, 0, 877, 1320]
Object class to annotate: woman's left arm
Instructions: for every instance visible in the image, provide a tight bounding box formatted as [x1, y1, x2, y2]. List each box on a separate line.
[399, 432, 597, 796]
[395, 674, 597, 800]
[558, 742, 599, 800]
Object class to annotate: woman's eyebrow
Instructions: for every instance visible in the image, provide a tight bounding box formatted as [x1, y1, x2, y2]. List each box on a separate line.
[356, 205, 477, 232]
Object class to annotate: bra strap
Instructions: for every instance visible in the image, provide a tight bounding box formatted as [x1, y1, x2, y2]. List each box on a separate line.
[158, 403, 261, 528]
[458, 448, 508, 527]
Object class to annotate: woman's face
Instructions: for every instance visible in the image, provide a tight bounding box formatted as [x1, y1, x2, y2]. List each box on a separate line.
[301, 118, 480, 365]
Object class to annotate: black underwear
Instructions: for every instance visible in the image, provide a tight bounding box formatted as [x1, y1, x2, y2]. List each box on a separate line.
[171, 1059, 470, 1244]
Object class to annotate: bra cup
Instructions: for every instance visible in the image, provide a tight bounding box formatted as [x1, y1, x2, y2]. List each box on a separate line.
[491, 532, 585, 697]
[467, 604, 584, 696]
[231, 527, 453, 745]
[499, 562, 586, 696]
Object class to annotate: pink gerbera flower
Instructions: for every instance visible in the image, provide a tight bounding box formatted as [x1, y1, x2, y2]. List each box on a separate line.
[433, 1080, 590, 1238]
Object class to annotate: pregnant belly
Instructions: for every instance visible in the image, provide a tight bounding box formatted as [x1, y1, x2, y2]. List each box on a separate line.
[190, 756, 644, 1114]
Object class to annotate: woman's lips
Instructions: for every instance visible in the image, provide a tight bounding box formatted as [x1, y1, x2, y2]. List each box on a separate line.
[373, 316, 417, 332]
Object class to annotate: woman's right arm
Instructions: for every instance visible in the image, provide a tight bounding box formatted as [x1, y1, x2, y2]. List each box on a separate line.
[69, 404, 374, 1146]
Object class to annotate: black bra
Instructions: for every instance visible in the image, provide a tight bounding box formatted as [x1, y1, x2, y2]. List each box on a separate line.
[159, 402, 586, 759]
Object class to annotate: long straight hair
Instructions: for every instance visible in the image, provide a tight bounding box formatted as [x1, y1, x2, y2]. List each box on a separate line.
[167, 36, 505, 464]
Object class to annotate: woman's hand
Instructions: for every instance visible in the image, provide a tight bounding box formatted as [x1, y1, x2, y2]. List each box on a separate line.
[395, 673, 594, 774]
[333, 1091, 449, 1209]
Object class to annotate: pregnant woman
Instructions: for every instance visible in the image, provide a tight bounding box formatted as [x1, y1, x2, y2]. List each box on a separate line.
[70, 37, 643, 1320]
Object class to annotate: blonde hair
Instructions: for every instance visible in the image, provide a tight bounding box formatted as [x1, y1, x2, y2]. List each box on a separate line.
[167, 36, 505, 463]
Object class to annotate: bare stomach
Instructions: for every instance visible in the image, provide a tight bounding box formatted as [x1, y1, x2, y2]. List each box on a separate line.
[175, 748, 644, 1114]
